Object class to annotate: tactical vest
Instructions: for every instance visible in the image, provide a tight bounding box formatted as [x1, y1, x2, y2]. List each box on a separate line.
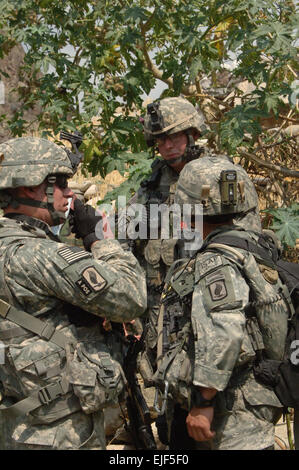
[0, 218, 125, 424]
[136, 159, 180, 291]
[207, 231, 299, 408]
[153, 257, 196, 413]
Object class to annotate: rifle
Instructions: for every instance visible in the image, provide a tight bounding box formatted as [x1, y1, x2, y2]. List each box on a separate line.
[60, 130, 83, 172]
[122, 332, 157, 450]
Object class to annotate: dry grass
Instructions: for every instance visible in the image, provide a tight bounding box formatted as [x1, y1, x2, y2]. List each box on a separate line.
[71, 168, 127, 200]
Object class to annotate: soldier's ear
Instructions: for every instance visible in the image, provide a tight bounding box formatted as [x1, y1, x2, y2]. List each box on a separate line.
[21, 182, 46, 198]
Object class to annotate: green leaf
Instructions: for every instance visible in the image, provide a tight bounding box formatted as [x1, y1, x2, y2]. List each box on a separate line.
[266, 205, 299, 248]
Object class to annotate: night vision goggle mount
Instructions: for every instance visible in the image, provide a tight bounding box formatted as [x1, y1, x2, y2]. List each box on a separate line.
[60, 130, 83, 172]
[145, 102, 166, 147]
[147, 102, 164, 134]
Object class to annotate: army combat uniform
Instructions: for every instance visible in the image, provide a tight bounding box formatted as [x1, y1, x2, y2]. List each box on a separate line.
[0, 137, 147, 450]
[0, 216, 146, 449]
[155, 227, 290, 449]
[131, 157, 262, 384]
[126, 97, 262, 385]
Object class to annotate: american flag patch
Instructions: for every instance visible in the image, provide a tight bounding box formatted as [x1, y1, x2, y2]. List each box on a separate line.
[57, 246, 91, 265]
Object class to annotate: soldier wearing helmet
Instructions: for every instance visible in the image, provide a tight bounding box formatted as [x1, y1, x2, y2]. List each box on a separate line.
[126, 98, 207, 347]
[143, 96, 208, 172]
[0, 137, 146, 450]
[152, 156, 289, 450]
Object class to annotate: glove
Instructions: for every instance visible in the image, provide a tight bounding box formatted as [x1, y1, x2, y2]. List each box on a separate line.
[70, 199, 102, 251]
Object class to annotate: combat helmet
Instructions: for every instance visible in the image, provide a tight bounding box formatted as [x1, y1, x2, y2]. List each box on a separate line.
[0, 136, 81, 224]
[143, 96, 208, 165]
[175, 155, 259, 217]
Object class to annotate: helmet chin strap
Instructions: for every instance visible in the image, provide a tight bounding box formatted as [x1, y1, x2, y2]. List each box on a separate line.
[12, 175, 65, 226]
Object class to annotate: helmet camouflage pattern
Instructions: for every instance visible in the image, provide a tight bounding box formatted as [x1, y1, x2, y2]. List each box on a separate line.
[175, 155, 259, 216]
[0, 137, 74, 190]
[143, 96, 207, 146]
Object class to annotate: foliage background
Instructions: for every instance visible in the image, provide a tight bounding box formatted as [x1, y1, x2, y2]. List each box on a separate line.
[0, 0, 298, 253]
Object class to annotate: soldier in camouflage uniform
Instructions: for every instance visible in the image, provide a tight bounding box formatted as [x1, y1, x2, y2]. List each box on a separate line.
[0, 137, 147, 450]
[128, 97, 208, 383]
[153, 155, 290, 450]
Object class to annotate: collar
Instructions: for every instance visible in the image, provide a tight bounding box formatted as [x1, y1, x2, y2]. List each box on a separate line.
[4, 213, 60, 241]
[200, 225, 245, 251]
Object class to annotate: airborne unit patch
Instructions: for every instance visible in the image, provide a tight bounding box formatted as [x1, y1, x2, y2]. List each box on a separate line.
[81, 267, 107, 292]
[76, 267, 107, 296]
[208, 279, 228, 301]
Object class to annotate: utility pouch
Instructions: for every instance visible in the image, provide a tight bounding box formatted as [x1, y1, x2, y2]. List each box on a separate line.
[242, 253, 290, 360]
[160, 239, 177, 267]
[144, 240, 163, 286]
[137, 349, 154, 388]
[144, 240, 161, 267]
[153, 323, 193, 412]
[67, 341, 126, 414]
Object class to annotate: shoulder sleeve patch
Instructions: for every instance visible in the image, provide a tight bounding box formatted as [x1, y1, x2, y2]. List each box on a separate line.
[195, 253, 223, 282]
[208, 279, 227, 302]
[75, 266, 107, 296]
[205, 270, 228, 301]
[57, 246, 91, 265]
[198, 266, 237, 311]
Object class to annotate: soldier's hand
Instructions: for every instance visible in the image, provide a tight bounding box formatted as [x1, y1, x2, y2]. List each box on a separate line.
[186, 407, 215, 442]
[70, 199, 102, 251]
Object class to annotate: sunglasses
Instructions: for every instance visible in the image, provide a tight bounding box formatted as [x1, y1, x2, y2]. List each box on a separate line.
[156, 131, 185, 146]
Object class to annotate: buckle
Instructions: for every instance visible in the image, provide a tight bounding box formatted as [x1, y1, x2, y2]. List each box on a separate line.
[38, 380, 64, 405]
[154, 380, 169, 415]
[47, 175, 57, 185]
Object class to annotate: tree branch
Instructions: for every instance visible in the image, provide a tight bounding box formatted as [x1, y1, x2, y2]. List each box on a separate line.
[238, 149, 299, 178]
[140, 22, 197, 96]
[278, 114, 299, 123]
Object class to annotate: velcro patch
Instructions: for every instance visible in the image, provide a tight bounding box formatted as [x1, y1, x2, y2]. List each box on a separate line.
[208, 280, 227, 301]
[196, 254, 223, 280]
[57, 246, 91, 265]
[82, 267, 107, 291]
[76, 266, 107, 296]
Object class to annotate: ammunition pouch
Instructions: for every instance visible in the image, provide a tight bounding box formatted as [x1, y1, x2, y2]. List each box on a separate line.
[67, 341, 126, 414]
[153, 323, 193, 413]
[144, 239, 177, 288]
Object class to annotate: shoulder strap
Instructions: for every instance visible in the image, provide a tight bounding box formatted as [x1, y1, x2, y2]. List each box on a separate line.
[140, 158, 165, 190]
[0, 298, 78, 419]
[206, 243, 246, 264]
[209, 234, 299, 299]
[209, 233, 275, 268]
[0, 298, 73, 349]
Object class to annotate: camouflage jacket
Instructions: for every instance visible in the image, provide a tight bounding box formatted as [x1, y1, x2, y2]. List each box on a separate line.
[158, 229, 289, 405]
[126, 154, 262, 371]
[0, 215, 146, 321]
[0, 215, 146, 449]
[191, 228, 289, 389]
